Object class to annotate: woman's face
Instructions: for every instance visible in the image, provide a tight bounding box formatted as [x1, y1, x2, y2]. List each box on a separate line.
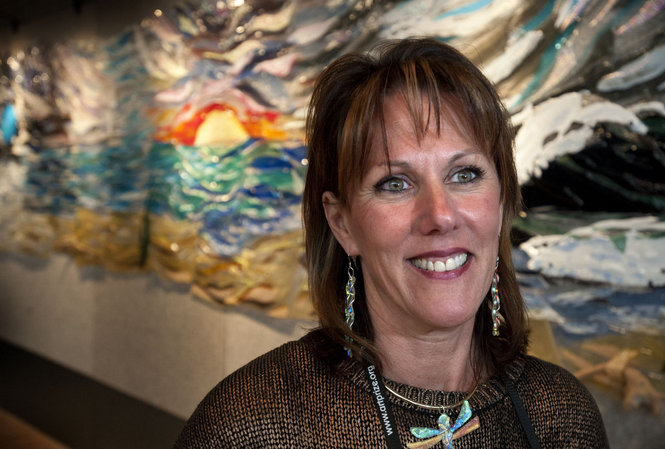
[325, 95, 503, 336]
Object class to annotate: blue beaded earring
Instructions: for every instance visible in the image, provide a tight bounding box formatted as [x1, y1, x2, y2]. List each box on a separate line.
[491, 257, 501, 336]
[344, 256, 356, 356]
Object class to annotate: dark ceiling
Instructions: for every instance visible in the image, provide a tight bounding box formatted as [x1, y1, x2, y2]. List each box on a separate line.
[0, 0, 93, 32]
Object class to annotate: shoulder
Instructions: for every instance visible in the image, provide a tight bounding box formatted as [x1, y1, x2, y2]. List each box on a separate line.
[517, 355, 599, 410]
[173, 330, 337, 448]
[201, 332, 326, 404]
[226, 333, 319, 384]
[520, 355, 591, 396]
[514, 355, 609, 448]
[219, 329, 340, 390]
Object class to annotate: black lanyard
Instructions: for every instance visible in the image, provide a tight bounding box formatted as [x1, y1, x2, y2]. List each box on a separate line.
[502, 375, 542, 449]
[364, 365, 402, 449]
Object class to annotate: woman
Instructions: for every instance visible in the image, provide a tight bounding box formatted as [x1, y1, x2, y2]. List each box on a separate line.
[175, 38, 609, 448]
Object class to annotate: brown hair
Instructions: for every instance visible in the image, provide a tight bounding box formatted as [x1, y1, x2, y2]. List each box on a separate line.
[303, 38, 527, 376]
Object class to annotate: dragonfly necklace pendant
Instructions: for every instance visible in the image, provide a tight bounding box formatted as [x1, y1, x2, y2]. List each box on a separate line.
[384, 381, 481, 448]
[406, 400, 480, 449]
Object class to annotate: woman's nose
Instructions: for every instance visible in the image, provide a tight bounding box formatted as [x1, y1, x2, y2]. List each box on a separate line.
[415, 184, 456, 235]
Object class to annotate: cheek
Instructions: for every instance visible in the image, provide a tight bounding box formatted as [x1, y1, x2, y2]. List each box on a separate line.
[462, 195, 503, 237]
[349, 206, 409, 254]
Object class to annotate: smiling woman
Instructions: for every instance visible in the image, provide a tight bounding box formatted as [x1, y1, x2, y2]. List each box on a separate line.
[323, 94, 505, 382]
[174, 38, 610, 449]
[306, 38, 525, 382]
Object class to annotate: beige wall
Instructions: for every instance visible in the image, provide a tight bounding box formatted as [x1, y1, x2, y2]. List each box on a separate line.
[0, 253, 312, 419]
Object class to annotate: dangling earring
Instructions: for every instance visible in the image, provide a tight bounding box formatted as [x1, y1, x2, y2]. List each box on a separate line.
[344, 256, 356, 356]
[491, 257, 501, 337]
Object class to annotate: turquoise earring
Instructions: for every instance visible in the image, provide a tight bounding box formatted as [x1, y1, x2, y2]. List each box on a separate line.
[344, 256, 356, 356]
[491, 257, 501, 337]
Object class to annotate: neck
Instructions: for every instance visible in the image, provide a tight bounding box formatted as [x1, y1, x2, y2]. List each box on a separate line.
[373, 324, 478, 392]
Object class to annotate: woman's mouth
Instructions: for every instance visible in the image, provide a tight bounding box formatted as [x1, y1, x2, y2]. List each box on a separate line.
[410, 253, 468, 272]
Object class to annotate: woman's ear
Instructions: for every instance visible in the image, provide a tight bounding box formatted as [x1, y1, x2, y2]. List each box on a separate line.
[322, 191, 359, 256]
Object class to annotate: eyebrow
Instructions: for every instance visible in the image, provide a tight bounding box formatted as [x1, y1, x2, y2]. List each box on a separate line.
[374, 149, 481, 169]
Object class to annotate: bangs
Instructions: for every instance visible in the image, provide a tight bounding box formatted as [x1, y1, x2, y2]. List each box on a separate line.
[337, 57, 500, 202]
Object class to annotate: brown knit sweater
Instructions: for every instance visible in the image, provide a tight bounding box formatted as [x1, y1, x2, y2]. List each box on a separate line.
[174, 330, 609, 448]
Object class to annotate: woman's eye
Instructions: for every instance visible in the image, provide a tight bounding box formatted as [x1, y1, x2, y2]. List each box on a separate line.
[378, 177, 410, 192]
[452, 167, 479, 184]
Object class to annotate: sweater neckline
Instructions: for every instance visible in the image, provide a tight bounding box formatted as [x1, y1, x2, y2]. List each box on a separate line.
[348, 355, 525, 412]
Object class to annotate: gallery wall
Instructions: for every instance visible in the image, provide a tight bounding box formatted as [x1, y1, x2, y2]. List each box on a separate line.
[0, 0, 312, 421]
[0, 253, 311, 420]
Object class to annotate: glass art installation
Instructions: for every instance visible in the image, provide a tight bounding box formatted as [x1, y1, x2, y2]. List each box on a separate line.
[1, 1, 664, 445]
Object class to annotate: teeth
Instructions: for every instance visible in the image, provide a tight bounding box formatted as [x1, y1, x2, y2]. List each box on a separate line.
[412, 253, 468, 273]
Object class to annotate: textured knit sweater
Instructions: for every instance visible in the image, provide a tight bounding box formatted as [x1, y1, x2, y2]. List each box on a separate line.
[174, 330, 609, 448]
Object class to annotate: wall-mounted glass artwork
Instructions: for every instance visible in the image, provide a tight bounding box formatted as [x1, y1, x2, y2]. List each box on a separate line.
[1, 1, 663, 445]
